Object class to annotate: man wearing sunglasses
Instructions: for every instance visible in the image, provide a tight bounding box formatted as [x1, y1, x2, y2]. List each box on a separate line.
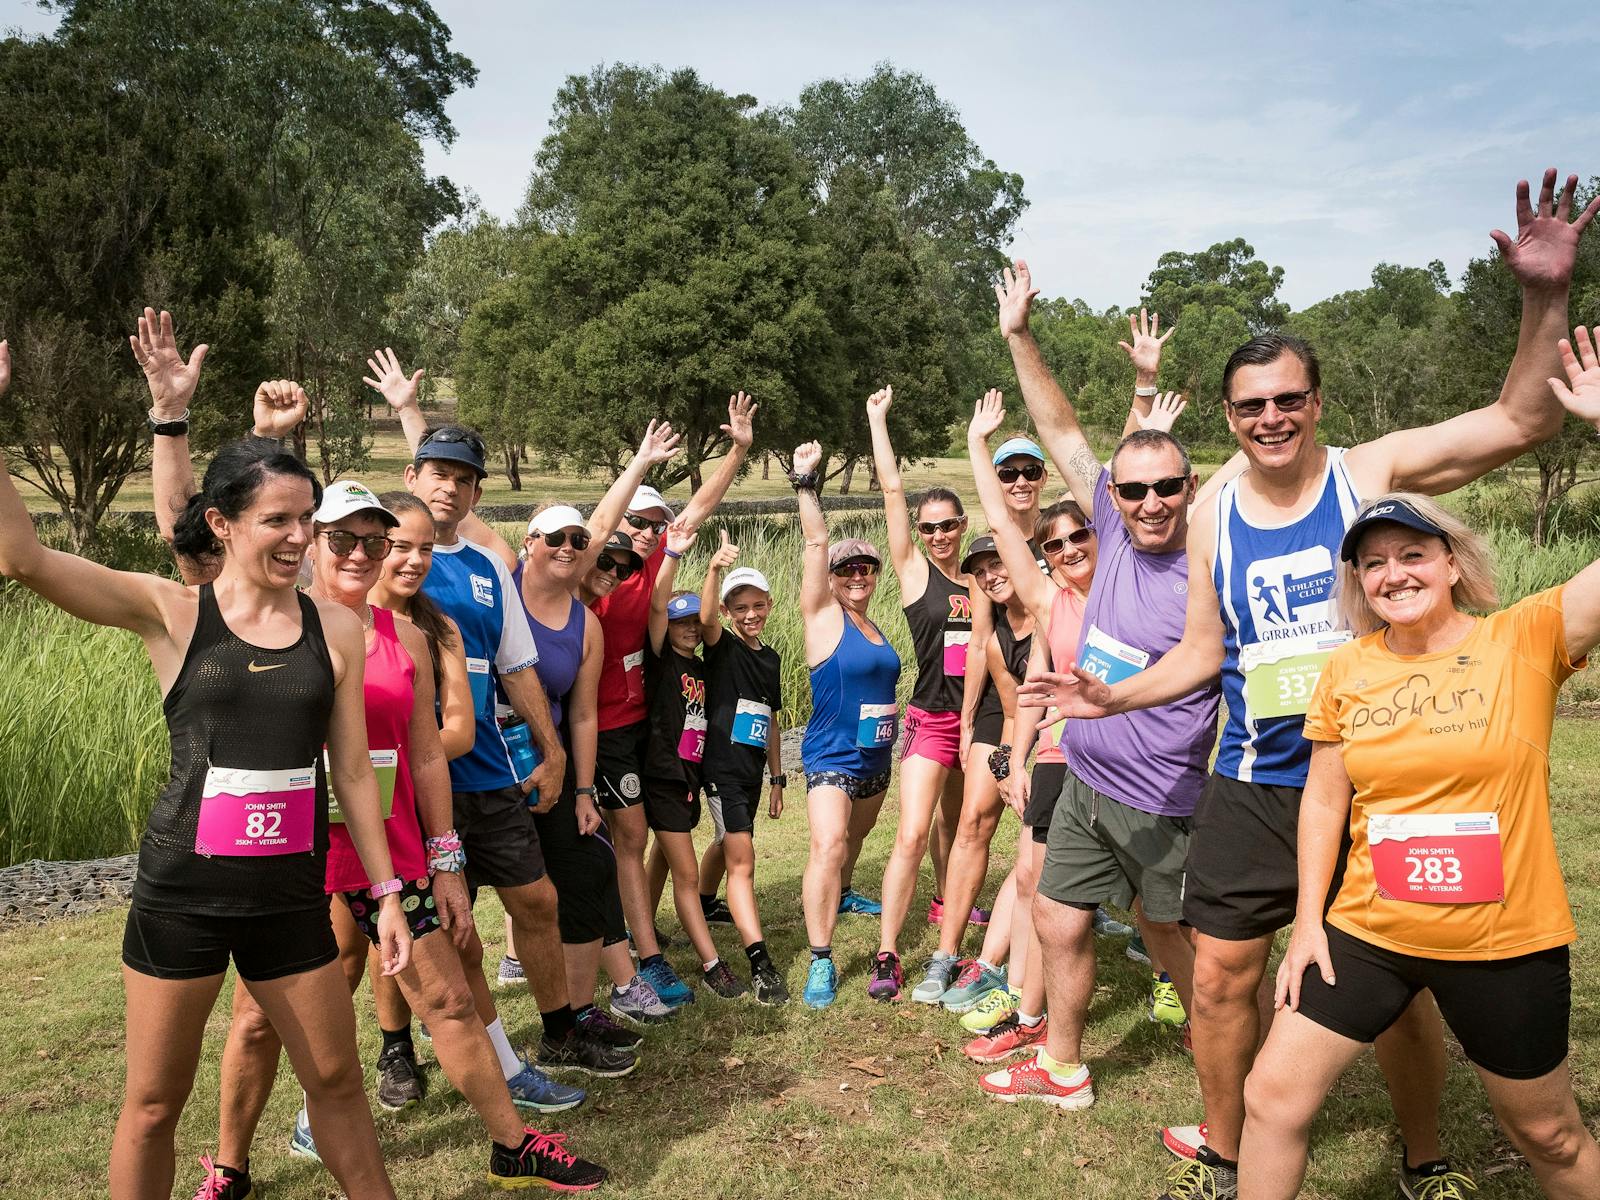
[1020, 170, 1599, 1199]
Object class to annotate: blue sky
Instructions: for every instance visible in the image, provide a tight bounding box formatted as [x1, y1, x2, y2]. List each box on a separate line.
[6, 1, 1597, 309]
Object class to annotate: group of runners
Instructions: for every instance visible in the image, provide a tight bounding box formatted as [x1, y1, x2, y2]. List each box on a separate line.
[1, 167, 1597, 1200]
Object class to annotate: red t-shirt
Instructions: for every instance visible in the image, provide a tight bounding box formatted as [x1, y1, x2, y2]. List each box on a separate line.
[592, 546, 666, 731]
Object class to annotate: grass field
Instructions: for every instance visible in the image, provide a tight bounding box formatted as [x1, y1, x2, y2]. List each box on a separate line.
[0, 718, 1597, 1198]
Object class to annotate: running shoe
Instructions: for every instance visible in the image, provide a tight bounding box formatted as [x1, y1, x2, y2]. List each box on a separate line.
[866, 951, 904, 1001]
[925, 898, 991, 927]
[639, 958, 696, 1008]
[910, 953, 961, 1004]
[702, 895, 735, 925]
[375, 1041, 425, 1111]
[941, 961, 1007, 1013]
[837, 888, 883, 916]
[1162, 1123, 1208, 1160]
[959, 985, 1021, 1033]
[1398, 1148, 1477, 1199]
[751, 960, 790, 1006]
[1126, 932, 1151, 965]
[191, 1154, 253, 1200]
[1149, 973, 1187, 1028]
[702, 959, 750, 999]
[1159, 1146, 1237, 1199]
[802, 957, 839, 1009]
[506, 1062, 586, 1113]
[964, 1013, 1048, 1064]
[536, 1030, 639, 1079]
[488, 1128, 607, 1191]
[978, 1052, 1094, 1109]
[495, 955, 526, 989]
[288, 1108, 320, 1163]
[1092, 906, 1134, 938]
[576, 1004, 644, 1048]
[609, 974, 673, 1025]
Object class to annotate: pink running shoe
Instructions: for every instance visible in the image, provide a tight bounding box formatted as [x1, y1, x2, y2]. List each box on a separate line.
[1162, 1123, 1208, 1160]
[969, 905, 991, 927]
[979, 1052, 1094, 1109]
[927, 896, 945, 925]
[866, 951, 904, 1001]
[964, 1013, 1047, 1063]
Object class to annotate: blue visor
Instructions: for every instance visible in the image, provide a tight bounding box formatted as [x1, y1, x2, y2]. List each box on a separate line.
[666, 594, 701, 620]
[991, 436, 1044, 466]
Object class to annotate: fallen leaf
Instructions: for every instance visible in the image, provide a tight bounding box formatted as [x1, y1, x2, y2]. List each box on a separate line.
[911, 1107, 927, 1118]
[1022, 1148, 1034, 1158]
[1073, 1157, 1092, 1168]
[845, 1057, 886, 1077]
[838, 1082, 851, 1092]
[722, 1056, 745, 1070]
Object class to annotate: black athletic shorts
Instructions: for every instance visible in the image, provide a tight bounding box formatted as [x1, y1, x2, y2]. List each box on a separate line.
[122, 902, 338, 982]
[707, 778, 760, 838]
[1025, 761, 1069, 844]
[454, 786, 546, 890]
[1182, 772, 1301, 940]
[643, 775, 701, 834]
[1297, 924, 1571, 1080]
[340, 876, 442, 945]
[531, 787, 626, 946]
[595, 720, 648, 810]
[972, 709, 1004, 749]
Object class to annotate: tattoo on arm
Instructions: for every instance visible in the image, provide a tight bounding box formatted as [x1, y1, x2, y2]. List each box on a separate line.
[1066, 442, 1103, 499]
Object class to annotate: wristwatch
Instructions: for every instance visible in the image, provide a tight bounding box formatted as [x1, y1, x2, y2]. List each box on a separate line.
[147, 408, 191, 436]
[1134, 385, 1159, 398]
[575, 785, 598, 798]
[770, 773, 788, 788]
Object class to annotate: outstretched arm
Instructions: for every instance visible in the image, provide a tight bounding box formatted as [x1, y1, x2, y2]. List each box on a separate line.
[678, 392, 756, 533]
[865, 386, 927, 596]
[967, 390, 1056, 625]
[1546, 326, 1600, 661]
[133, 308, 208, 551]
[698, 528, 739, 648]
[585, 418, 682, 566]
[792, 440, 843, 666]
[367, 347, 431, 458]
[650, 522, 693, 655]
[1118, 307, 1175, 438]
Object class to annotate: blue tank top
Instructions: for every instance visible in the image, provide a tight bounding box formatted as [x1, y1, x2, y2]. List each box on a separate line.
[513, 565, 585, 735]
[1213, 447, 1361, 786]
[801, 613, 902, 778]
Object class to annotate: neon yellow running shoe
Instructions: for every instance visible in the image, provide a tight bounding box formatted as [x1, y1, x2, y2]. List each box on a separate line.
[1149, 972, 1187, 1028]
[960, 985, 1021, 1033]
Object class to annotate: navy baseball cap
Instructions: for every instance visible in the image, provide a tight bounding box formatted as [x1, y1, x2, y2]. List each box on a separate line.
[666, 594, 701, 621]
[414, 425, 487, 478]
[1339, 497, 1451, 563]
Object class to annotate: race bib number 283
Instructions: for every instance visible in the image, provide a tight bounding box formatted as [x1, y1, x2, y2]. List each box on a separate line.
[1368, 811, 1505, 904]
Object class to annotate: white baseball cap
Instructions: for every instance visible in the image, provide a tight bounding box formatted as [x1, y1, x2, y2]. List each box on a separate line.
[721, 566, 771, 601]
[313, 480, 398, 528]
[528, 504, 587, 536]
[628, 485, 674, 519]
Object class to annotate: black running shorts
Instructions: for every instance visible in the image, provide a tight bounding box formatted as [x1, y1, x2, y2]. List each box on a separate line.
[122, 902, 338, 982]
[1024, 761, 1069, 844]
[595, 721, 648, 810]
[643, 775, 702, 834]
[454, 786, 547, 890]
[1181, 772, 1301, 940]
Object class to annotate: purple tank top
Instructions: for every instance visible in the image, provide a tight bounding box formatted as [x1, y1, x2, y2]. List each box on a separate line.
[513, 564, 585, 731]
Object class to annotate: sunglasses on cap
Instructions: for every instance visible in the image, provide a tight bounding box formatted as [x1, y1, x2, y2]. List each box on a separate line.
[317, 530, 393, 559]
[917, 516, 965, 535]
[1039, 527, 1095, 555]
[831, 561, 878, 580]
[595, 553, 638, 582]
[1112, 476, 1189, 503]
[996, 462, 1045, 484]
[623, 513, 668, 535]
[1226, 389, 1313, 419]
[418, 426, 486, 457]
[533, 529, 591, 551]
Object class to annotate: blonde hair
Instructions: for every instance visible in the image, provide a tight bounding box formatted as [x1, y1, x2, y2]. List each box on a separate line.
[1335, 492, 1498, 635]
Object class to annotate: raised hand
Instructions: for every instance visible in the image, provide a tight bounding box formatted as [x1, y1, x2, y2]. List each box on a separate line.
[130, 308, 209, 418]
[665, 519, 697, 557]
[994, 259, 1040, 340]
[1137, 392, 1188, 433]
[968, 388, 1006, 444]
[722, 391, 757, 449]
[637, 418, 682, 467]
[792, 440, 822, 475]
[709, 527, 740, 572]
[1017, 664, 1114, 720]
[1117, 307, 1174, 379]
[865, 385, 894, 419]
[1548, 326, 1600, 428]
[362, 347, 424, 413]
[253, 378, 308, 439]
[1490, 169, 1600, 292]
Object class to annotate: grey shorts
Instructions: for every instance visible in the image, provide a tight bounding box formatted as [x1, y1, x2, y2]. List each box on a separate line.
[1038, 770, 1191, 923]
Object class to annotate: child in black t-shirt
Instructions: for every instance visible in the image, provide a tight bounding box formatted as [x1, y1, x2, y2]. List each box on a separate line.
[696, 529, 788, 1005]
[644, 524, 748, 999]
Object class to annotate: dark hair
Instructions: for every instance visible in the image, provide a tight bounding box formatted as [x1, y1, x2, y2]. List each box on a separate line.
[171, 440, 322, 562]
[915, 486, 965, 518]
[1221, 333, 1320, 402]
[1110, 429, 1192, 480]
[379, 490, 458, 691]
[1038, 498, 1088, 536]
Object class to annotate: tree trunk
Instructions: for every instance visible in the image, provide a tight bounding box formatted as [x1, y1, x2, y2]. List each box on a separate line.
[1534, 459, 1559, 547]
[762, 453, 771, 480]
[868, 461, 881, 492]
[503, 443, 522, 491]
[688, 460, 704, 492]
[838, 458, 857, 495]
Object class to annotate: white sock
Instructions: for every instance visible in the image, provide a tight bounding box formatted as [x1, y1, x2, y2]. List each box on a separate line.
[485, 1017, 522, 1081]
[1017, 1011, 1042, 1027]
[703, 958, 720, 973]
[977, 959, 996, 972]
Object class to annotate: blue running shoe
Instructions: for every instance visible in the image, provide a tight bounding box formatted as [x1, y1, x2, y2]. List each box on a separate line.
[837, 888, 883, 916]
[803, 957, 839, 1009]
[639, 958, 695, 1008]
[506, 1061, 587, 1113]
[495, 955, 526, 989]
[1093, 906, 1134, 938]
[289, 1107, 321, 1163]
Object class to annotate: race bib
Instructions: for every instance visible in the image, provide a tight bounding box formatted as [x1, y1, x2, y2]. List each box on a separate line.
[326, 749, 398, 824]
[624, 650, 645, 705]
[1368, 811, 1505, 904]
[1078, 624, 1151, 686]
[857, 702, 899, 749]
[731, 699, 772, 748]
[678, 710, 707, 763]
[943, 630, 970, 677]
[1240, 630, 1351, 720]
[196, 764, 316, 857]
[465, 656, 491, 713]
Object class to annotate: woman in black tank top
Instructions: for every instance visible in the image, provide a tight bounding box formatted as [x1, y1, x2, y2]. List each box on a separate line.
[0, 391, 407, 1200]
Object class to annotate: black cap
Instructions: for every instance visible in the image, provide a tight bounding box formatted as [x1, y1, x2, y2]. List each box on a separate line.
[414, 425, 487, 479]
[1339, 498, 1450, 563]
[960, 535, 1000, 575]
[599, 530, 643, 568]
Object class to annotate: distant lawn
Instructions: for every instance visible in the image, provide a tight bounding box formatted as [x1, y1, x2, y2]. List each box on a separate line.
[1, 721, 1596, 1198]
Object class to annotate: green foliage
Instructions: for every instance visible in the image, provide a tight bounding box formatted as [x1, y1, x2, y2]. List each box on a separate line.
[1143, 237, 1290, 333]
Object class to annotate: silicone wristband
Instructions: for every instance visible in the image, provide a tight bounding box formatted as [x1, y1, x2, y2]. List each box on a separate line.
[369, 877, 404, 899]
[663, 548, 682, 560]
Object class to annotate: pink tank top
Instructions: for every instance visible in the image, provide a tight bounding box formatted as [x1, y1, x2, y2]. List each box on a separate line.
[324, 607, 427, 891]
[1035, 585, 1087, 765]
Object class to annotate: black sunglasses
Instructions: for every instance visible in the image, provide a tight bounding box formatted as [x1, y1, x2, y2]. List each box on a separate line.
[1227, 389, 1313, 419]
[318, 530, 393, 559]
[996, 462, 1045, 483]
[1112, 476, 1189, 502]
[533, 529, 591, 551]
[917, 517, 965, 535]
[831, 562, 878, 580]
[595, 553, 639, 582]
[624, 513, 668, 535]
[418, 426, 486, 457]
[1039, 527, 1095, 555]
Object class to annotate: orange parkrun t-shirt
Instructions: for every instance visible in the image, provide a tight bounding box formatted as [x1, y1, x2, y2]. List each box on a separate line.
[1302, 587, 1580, 962]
